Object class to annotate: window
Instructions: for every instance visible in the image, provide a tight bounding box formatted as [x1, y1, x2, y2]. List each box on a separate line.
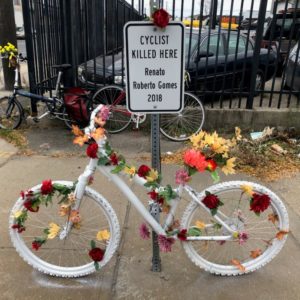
[200, 34, 224, 56]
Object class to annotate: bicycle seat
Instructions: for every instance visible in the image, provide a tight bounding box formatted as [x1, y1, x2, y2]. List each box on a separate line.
[51, 64, 72, 71]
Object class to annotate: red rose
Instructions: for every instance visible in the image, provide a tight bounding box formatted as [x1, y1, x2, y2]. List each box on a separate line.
[32, 241, 42, 251]
[137, 165, 151, 178]
[20, 191, 25, 199]
[41, 180, 53, 195]
[110, 153, 119, 165]
[206, 159, 217, 172]
[89, 247, 104, 262]
[86, 143, 98, 159]
[152, 8, 170, 28]
[202, 194, 220, 209]
[11, 224, 25, 233]
[24, 200, 39, 212]
[177, 229, 187, 241]
[147, 190, 164, 205]
[250, 193, 271, 213]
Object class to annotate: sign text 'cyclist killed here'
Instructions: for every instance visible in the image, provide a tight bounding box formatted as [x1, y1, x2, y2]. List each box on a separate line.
[124, 22, 184, 113]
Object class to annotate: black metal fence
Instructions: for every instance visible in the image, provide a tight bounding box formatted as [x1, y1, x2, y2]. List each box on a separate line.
[22, 0, 300, 109]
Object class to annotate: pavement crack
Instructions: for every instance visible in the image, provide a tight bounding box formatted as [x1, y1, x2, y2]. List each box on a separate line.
[110, 200, 132, 298]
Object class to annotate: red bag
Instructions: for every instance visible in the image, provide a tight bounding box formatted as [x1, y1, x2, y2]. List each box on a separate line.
[64, 87, 90, 126]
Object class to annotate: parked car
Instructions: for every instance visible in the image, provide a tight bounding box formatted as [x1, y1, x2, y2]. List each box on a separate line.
[284, 41, 300, 91]
[78, 29, 276, 95]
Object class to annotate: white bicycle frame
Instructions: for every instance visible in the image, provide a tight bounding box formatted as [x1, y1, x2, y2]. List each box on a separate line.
[68, 104, 236, 242]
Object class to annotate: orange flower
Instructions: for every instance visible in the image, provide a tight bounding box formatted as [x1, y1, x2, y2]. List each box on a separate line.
[183, 149, 208, 172]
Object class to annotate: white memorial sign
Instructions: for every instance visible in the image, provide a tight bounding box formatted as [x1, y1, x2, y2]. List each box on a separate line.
[124, 21, 185, 113]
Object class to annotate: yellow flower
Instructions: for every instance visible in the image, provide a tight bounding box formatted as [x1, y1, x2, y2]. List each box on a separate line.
[204, 133, 215, 146]
[124, 166, 136, 177]
[241, 184, 254, 196]
[190, 131, 205, 148]
[14, 210, 23, 219]
[47, 223, 61, 239]
[146, 169, 159, 182]
[97, 229, 110, 241]
[222, 157, 236, 175]
[195, 220, 206, 229]
[67, 192, 76, 205]
[59, 205, 70, 216]
[235, 127, 242, 141]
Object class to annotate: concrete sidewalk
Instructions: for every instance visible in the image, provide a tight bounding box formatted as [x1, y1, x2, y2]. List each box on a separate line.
[0, 134, 300, 300]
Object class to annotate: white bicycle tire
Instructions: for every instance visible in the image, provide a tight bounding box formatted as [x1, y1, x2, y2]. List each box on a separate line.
[181, 180, 289, 276]
[9, 181, 120, 277]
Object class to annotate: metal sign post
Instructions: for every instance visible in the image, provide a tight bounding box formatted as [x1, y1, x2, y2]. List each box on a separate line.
[123, 19, 184, 272]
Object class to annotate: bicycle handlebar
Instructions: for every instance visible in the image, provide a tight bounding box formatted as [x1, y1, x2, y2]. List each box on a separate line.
[84, 104, 104, 136]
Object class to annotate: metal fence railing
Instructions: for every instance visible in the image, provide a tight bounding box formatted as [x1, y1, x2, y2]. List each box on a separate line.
[22, 0, 300, 110]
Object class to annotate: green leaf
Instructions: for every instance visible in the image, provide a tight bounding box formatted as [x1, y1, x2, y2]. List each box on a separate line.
[218, 200, 224, 207]
[52, 183, 66, 191]
[211, 208, 218, 216]
[255, 211, 260, 217]
[43, 228, 50, 235]
[94, 261, 100, 271]
[205, 190, 211, 196]
[98, 156, 109, 165]
[187, 166, 197, 176]
[90, 240, 96, 249]
[105, 142, 112, 155]
[213, 222, 222, 230]
[188, 227, 202, 237]
[111, 164, 125, 174]
[144, 181, 159, 188]
[210, 170, 220, 183]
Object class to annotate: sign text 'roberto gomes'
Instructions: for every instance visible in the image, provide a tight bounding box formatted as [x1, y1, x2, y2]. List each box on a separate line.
[124, 22, 184, 113]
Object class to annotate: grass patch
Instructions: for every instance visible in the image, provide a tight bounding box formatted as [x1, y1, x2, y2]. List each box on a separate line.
[0, 129, 28, 149]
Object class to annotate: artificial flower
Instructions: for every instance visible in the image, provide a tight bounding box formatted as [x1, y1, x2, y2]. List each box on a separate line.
[32, 240, 43, 251]
[69, 210, 81, 223]
[183, 149, 208, 172]
[152, 8, 170, 28]
[139, 223, 150, 240]
[41, 179, 53, 195]
[146, 169, 159, 182]
[86, 143, 98, 159]
[89, 247, 104, 262]
[73, 134, 89, 146]
[206, 159, 217, 172]
[11, 224, 25, 233]
[96, 229, 110, 241]
[91, 127, 105, 141]
[250, 249, 262, 258]
[99, 106, 110, 121]
[250, 193, 271, 213]
[195, 220, 206, 230]
[59, 205, 70, 216]
[190, 131, 205, 148]
[124, 166, 136, 177]
[13, 210, 23, 219]
[110, 153, 119, 165]
[221, 157, 236, 175]
[157, 235, 175, 252]
[235, 127, 242, 141]
[202, 193, 221, 210]
[177, 229, 188, 241]
[47, 223, 61, 239]
[88, 175, 94, 185]
[241, 184, 254, 196]
[23, 200, 39, 212]
[175, 168, 191, 185]
[20, 190, 33, 199]
[238, 231, 249, 245]
[137, 165, 151, 178]
[72, 125, 84, 136]
[67, 192, 76, 205]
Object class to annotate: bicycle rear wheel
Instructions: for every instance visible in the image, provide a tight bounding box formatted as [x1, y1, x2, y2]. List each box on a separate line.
[181, 181, 289, 275]
[10, 181, 120, 277]
[0, 96, 23, 129]
[92, 86, 131, 133]
[160, 92, 205, 141]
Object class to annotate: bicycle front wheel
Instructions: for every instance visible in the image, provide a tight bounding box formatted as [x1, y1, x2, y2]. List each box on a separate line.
[181, 181, 289, 275]
[160, 92, 205, 141]
[0, 96, 23, 129]
[92, 85, 131, 133]
[9, 181, 120, 277]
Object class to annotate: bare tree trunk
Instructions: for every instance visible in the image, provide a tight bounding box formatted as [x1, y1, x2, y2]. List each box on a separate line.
[0, 0, 17, 90]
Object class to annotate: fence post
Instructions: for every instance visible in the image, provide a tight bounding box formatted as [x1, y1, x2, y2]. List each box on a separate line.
[246, 0, 268, 109]
[21, 0, 38, 114]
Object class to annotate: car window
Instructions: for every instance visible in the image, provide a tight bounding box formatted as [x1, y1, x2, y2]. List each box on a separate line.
[200, 34, 224, 55]
[185, 34, 198, 56]
[227, 34, 253, 54]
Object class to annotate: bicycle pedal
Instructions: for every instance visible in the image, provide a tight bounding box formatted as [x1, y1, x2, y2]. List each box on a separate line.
[32, 117, 39, 123]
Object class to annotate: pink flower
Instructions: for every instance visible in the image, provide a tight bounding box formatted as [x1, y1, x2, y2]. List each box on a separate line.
[183, 149, 208, 172]
[157, 235, 175, 252]
[175, 168, 191, 185]
[99, 106, 110, 121]
[139, 223, 150, 240]
[238, 232, 249, 245]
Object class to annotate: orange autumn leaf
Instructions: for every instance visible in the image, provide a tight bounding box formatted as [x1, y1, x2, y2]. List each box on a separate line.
[162, 205, 171, 214]
[72, 125, 84, 136]
[73, 135, 89, 146]
[91, 127, 105, 141]
[268, 213, 279, 224]
[250, 249, 262, 259]
[276, 230, 289, 240]
[230, 259, 246, 272]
